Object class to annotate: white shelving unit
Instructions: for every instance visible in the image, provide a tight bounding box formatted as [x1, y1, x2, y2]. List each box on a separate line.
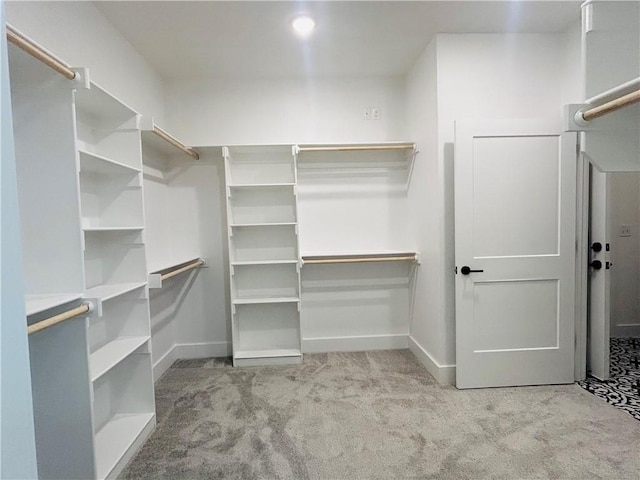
[10, 34, 159, 477]
[223, 146, 302, 367]
[8, 40, 97, 480]
[74, 80, 156, 479]
[92, 353, 155, 480]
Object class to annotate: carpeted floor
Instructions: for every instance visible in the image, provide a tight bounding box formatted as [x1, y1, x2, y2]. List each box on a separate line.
[120, 350, 640, 479]
[579, 337, 640, 420]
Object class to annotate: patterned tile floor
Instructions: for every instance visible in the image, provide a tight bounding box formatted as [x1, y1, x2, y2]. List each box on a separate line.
[578, 337, 640, 420]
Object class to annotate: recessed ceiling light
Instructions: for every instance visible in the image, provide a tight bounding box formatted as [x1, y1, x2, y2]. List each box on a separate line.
[292, 16, 315, 38]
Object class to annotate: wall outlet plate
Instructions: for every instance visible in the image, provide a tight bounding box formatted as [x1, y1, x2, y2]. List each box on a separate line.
[619, 225, 632, 237]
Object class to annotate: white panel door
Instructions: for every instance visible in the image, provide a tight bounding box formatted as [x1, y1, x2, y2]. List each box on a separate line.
[588, 163, 610, 380]
[455, 119, 577, 389]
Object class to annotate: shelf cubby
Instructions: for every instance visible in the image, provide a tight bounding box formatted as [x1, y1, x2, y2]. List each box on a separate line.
[84, 230, 147, 298]
[92, 353, 155, 480]
[79, 151, 144, 229]
[74, 83, 141, 171]
[225, 146, 295, 185]
[233, 303, 301, 366]
[230, 224, 298, 263]
[88, 287, 151, 381]
[228, 185, 296, 224]
[232, 263, 299, 301]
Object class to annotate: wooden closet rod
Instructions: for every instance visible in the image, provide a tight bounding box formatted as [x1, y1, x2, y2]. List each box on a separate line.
[161, 259, 205, 281]
[302, 254, 418, 265]
[153, 126, 200, 160]
[28, 303, 92, 335]
[6, 25, 77, 80]
[298, 144, 415, 153]
[579, 89, 640, 122]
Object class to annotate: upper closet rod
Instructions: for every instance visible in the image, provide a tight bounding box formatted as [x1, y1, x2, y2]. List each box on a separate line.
[297, 143, 415, 153]
[153, 125, 200, 160]
[6, 24, 77, 80]
[575, 77, 640, 123]
[28, 302, 93, 336]
[160, 258, 205, 281]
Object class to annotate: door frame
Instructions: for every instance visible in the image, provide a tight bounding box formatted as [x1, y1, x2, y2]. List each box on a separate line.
[574, 142, 589, 381]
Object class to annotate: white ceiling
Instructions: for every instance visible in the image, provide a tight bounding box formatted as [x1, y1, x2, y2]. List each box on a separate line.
[94, 1, 582, 79]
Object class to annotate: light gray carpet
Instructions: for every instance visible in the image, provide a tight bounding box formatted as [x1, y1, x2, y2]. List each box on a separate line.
[120, 350, 640, 479]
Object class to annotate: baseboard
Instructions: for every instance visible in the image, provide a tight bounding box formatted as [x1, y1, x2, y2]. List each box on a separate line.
[611, 325, 640, 338]
[153, 346, 178, 382]
[153, 341, 231, 382]
[173, 341, 231, 359]
[408, 336, 456, 385]
[302, 334, 408, 353]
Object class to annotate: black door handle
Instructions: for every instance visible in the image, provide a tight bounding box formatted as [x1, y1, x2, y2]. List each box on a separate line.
[460, 266, 484, 275]
[591, 260, 602, 270]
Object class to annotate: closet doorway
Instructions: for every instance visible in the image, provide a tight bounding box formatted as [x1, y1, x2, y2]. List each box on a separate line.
[587, 167, 640, 381]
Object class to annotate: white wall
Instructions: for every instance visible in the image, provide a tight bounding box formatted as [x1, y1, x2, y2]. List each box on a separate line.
[405, 32, 581, 381]
[609, 172, 640, 337]
[581, 1, 640, 172]
[404, 40, 450, 379]
[143, 153, 231, 378]
[164, 76, 406, 145]
[6, 0, 165, 123]
[0, 7, 38, 477]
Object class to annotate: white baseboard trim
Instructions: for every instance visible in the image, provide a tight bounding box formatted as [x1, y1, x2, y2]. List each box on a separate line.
[612, 325, 640, 338]
[153, 346, 178, 382]
[408, 336, 456, 385]
[302, 334, 408, 353]
[173, 341, 231, 359]
[153, 341, 231, 382]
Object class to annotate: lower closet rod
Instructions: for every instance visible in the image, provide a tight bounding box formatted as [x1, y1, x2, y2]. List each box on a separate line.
[28, 303, 93, 336]
[161, 259, 205, 281]
[6, 25, 77, 80]
[303, 254, 418, 265]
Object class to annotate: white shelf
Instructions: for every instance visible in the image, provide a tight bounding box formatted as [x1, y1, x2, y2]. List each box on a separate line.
[90, 336, 150, 382]
[232, 296, 299, 305]
[25, 293, 84, 317]
[85, 282, 147, 303]
[75, 82, 138, 128]
[230, 222, 297, 227]
[94, 413, 155, 480]
[231, 260, 299, 266]
[229, 183, 295, 188]
[83, 227, 144, 232]
[234, 349, 301, 359]
[78, 149, 141, 175]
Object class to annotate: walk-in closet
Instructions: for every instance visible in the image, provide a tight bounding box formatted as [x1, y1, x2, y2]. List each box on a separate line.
[0, 1, 638, 479]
